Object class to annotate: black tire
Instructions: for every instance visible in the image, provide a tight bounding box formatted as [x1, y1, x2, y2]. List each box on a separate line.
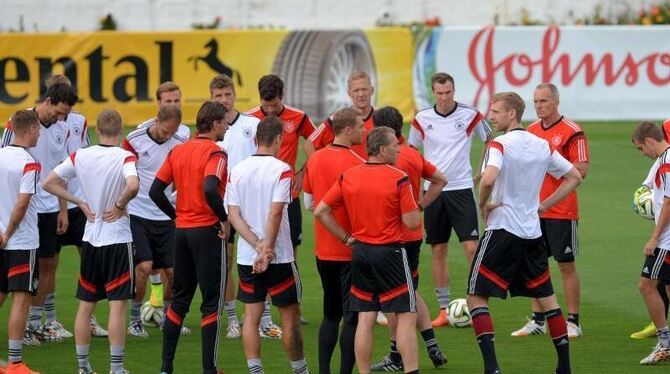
[273, 30, 377, 123]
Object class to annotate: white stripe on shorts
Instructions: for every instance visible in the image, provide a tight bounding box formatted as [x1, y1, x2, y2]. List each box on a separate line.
[468, 230, 493, 294]
[400, 248, 416, 312]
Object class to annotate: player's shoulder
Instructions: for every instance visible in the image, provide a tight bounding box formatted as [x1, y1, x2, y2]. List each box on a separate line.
[558, 117, 583, 133]
[526, 119, 543, 133]
[283, 104, 306, 116]
[414, 106, 434, 120]
[456, 102, 480, 114]
[126, 126, 149, 142]
[174, 125, 191, 142]
[246, 106, 263, 116]
[238, 112, 260, 124]
[66, 111, 86, 125]
[137, 117, 156, 130]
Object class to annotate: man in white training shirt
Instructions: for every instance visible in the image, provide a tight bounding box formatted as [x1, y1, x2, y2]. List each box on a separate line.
[44, 109, 140, 374]
[227, 116, 310, 374]
[0, 110, 42, 374]
[466, 92, 581, 374]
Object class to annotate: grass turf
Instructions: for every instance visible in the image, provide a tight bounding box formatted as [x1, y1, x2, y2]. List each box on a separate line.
[1, 121, 669, 373]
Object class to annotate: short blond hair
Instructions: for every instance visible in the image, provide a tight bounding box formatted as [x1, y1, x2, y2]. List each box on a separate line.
[347, 71, 372, 89]
[97, 109, 123, 137]
[156, 81, 180, 101]
[209, 74, 235, 94]
[491, 92, 525, 123]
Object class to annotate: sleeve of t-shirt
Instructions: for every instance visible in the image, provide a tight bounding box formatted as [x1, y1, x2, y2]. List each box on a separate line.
[322, 175, 345, 210]
[81, 120, 90, 147]
[225, 172, 239, 207]
[547, 149, 574, 179]
[53, 154, 77, 182]
[566, 133, 589, 164]
[121, 139, 138, 157]
[299, 114, 316, 139]
[273, 167, 293, 203]
[122, 154, 138, 178]
[204, 151, 227, 181]
[484, 141, 504, 171]
[662, 164, 670, 199]
[1, 120, 15, 148]
[474, 118, 492, 142]
[302, 163, 313, 194]
[21, 162, 41, 194]
[421, 156, 437, 179]
[398, 176, 419, 213]
[408, 118, 424, 148]
[155, 152, 174, 184]
[643, 160, 659, 188]
[308, 119, 334, 150]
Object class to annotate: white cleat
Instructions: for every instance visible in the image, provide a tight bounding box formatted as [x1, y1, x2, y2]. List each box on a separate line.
[128, 321, 149, 338]
[180, 326, 191, 335]
[376, 312, 388, 326]
[45, 320, 73, 339]
[640, 343, 670, 365]
[510, 319, 546, 337]
[567, 321, 582, 339]
[90, 316, 109, 337]
[259, 322, 283, 339]
[226, 320, 241, 339]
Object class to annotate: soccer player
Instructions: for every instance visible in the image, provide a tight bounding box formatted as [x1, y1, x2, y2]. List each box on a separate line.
[408, 72, 492, 327]
[467, 92, 581, 374]
[0, 110, 42, 374]
[211, 73, 260, 339]
[123, 105, 189, 338]
[150, 101, 229, 374]
[303, 108, 365, 374]
[370, 107, 448, 372]
[511, 83, 590, 339]
[316, 127, 421, 374]
[248, 74, 316, 332]
[1, 83, 78, 345]
[137, 82, 191, 314]
[631, 121, 670, 365]
[43, 109, 140, 374]
[227, 116, 311, 374]
[304, 71, 375, 159]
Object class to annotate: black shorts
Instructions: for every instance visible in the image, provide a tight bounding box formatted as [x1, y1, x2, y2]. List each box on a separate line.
[404, 240, 422, 290]
[467, 229, 554, 299]
[424, 189, 479, 244]
[77, 242, 135, 302]
[641, 248, 670, 284]
[130, 215, 175, 269]
[288, 198, 302, 247]
[57, 207, 87, 249]
[237, 262, 301, 307]
[541, 219, 578, 263]
[350, 243, 416, 313]
[37, 212, 59, 258]
[0, 249, 38, 295]
[316, 259, 355, 323]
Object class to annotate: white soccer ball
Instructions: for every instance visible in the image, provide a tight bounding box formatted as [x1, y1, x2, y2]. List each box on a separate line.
[447, 298, 472, 328]
[141, 301, 164, 327]
[633, 186, 655, 220]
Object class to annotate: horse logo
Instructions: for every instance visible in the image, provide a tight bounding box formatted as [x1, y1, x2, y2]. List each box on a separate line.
[188, 38, 243, 86]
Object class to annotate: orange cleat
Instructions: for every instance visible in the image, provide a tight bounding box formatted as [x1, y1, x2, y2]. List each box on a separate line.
[431, 309, 450, 327]
[6, 362, 40, 374]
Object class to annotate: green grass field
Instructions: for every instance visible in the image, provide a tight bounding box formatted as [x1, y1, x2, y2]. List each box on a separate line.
[1, 121, 669, 373]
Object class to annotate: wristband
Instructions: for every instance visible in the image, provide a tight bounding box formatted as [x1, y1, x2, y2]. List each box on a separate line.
[341, 233, 351, 244]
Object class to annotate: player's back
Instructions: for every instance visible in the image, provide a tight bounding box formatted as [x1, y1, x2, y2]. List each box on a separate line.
[217, 112, 259, 173]
[0, 146, 39, 249]
[305, 144, 364, 203]
[395, 143, 436, 241]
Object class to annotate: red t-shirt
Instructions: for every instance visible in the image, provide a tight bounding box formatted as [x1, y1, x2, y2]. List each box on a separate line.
[308, 108, 374, 159]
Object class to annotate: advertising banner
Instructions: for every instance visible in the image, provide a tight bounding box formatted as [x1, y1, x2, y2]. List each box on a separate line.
[414, 26, 670, 120]
[0, 28, 413, 125]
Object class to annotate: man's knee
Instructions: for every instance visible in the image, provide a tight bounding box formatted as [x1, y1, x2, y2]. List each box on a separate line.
[639, 278, 659, 295]
[557, 261, 577, 275]
[431, 243, 448, 258]
[135, 261, 153, 280]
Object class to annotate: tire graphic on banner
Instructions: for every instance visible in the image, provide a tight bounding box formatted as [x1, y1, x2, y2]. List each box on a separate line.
[273, 30, 377, 123]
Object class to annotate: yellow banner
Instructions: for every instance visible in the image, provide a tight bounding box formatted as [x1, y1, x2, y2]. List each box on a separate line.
[0, 28, 412, 126]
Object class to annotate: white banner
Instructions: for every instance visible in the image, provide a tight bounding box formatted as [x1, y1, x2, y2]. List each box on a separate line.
[413, 26, 670, 120]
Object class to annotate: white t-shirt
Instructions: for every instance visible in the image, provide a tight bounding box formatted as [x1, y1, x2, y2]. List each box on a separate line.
[651, 149, 670, 250]
[217, 112, 259, 174]
[409, 103, 491, 191]
[64, 112, 90, 209]
[53, 145, 138, 247]
[2, 110, 70, 213]
[124, 125, 189, 221]
[0, 146, 40, 250]
[227, 155, 294, 266]
[483, 129, 573, 239]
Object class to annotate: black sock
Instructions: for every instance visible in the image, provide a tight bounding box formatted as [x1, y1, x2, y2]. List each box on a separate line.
[471, 307, 499, 372]
[532, 311, 546, 325]
[318, 318, 340, 374]
[659, 283, 669, 318]
[201, 312, 219, 372]
[389, 340, 402, 363]
[161, 307, 183, 374]
[567, 313, 579, 326]
[420, 328, 438, 351]
[339, 319, 357, 374]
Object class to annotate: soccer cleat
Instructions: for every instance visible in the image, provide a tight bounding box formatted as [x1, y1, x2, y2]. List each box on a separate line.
[6, 362, 40, 374]
[567, 321, 582, 338]
[36, 324, 62, 342]
[376, 312, 388, 326]
[108, 370, 129, 374]
[300, 316, 309, 325]
[128, 321, 149, 338]
[431, 309, 449, 327]
[259, 322, 283, 339]
[78, 369, 97, 374]
[370, 355, 403, 372]
[510, 319, 546, 337]
[428, 347, 448, 368]
[631, 322, 657, 339]
[90, 317, 109, 337]
[640, 343, 670, 364]
[44, 320, 73, 339]
[180, 326, 191, 335]
[22, 326, 42, 346]
[226, 320, 241, 339]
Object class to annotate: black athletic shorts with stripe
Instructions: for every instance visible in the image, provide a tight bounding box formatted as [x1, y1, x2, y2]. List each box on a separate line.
[467, 229, 554, 299]
[641, 248, 670, 284]
[404, 240, 422, 290]
[424, 189, 480, 244]
[57, 207, 86, 249]
[37, 212, 59, 258]
[238, 262, 302, 307]
[130, 214, 175, 269]
[541, 218, 579, 263]
[350, 242, 416, 313]
[0, 249, 38, 295]
[77, 242, 135, 302]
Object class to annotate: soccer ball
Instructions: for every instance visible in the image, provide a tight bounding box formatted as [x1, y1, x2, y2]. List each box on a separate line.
[633, 186, 654, 220]
[141, 301, 165, 327]
[447, 298, 472, 328]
